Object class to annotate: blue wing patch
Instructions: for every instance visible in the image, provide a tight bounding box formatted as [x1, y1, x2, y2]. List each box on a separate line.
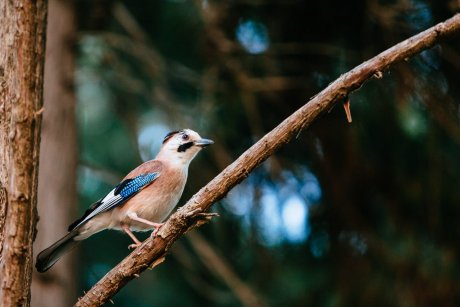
[68, 172, 160, 230]
[117, 173, 159, 199]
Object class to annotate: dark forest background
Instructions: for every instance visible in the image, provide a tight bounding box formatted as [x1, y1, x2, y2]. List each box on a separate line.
[33, 1, 460, 306]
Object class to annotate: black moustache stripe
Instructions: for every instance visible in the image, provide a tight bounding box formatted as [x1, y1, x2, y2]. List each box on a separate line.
[177, 141, 194, 152]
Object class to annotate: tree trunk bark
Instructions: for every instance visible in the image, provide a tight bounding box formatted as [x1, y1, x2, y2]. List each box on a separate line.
[31, 1, 78, 306]
[0, 1, 48, 306]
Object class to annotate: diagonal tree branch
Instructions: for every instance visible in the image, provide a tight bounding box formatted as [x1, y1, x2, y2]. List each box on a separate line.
[75, 14, 460, 307]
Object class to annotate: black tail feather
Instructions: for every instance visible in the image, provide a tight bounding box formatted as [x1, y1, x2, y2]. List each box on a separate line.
[35, 231, 79, 273]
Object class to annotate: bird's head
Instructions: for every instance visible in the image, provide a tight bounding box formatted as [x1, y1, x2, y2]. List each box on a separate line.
[157, 129, 213, 166]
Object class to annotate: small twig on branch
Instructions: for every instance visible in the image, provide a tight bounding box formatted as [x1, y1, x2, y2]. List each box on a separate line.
[75, 14, 460, 307]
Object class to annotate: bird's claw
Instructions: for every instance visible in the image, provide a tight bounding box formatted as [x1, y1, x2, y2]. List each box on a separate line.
[128, 243, 141, 250]
[151, 223, 164, 238]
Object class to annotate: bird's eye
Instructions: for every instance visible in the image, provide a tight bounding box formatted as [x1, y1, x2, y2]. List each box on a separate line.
[182, 134, 189, 141]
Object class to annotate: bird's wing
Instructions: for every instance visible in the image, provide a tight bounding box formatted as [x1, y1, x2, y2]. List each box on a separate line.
[68, 172, 160, 231]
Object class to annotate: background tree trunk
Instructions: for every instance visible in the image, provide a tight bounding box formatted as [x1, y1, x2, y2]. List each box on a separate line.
[31, 0, 78, 306]
[0, 1, 48, 306]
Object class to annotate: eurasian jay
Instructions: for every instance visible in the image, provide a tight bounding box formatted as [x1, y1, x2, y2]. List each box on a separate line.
[36, 129, 213, 272]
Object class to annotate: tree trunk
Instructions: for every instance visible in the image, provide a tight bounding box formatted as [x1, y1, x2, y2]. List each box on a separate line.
[31, 0, 78, 306]
[0, 1, 48, 306]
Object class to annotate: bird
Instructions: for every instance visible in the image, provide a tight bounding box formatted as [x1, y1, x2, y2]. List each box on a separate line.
[36, 129, 213, 273]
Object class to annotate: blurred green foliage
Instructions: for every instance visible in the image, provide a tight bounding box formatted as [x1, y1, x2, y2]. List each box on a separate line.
[73, 0, 460, 306]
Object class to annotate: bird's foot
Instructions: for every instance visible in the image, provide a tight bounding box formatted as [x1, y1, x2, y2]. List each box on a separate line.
[128, 243, 141, 250]
[151, 223, 164, 237]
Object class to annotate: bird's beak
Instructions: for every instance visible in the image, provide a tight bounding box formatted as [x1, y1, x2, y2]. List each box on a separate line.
[194, 138, 214, 147]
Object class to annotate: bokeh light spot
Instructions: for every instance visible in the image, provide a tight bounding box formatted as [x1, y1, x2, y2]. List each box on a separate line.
[236, 19, 270, 54]
[282, 196, 309, 243]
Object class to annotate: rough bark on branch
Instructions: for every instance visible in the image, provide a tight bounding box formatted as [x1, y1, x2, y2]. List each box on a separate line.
[75, 14, 460, 307]
[0, 1, 47, 306]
